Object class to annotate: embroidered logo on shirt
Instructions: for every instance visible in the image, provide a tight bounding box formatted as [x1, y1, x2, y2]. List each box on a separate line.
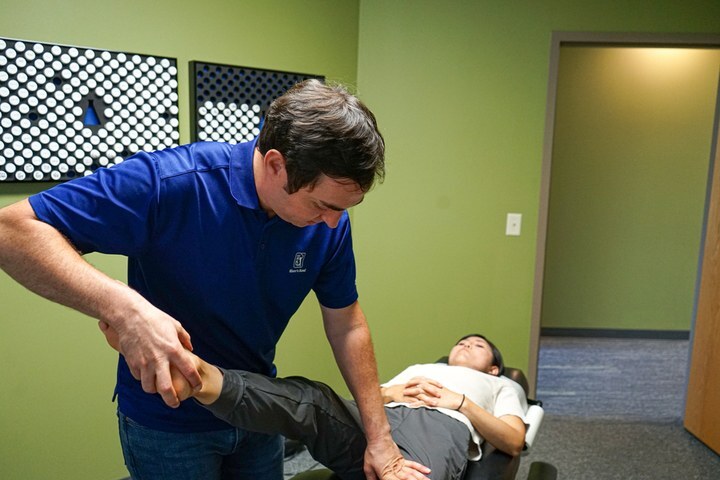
[290, 252, 307, 273]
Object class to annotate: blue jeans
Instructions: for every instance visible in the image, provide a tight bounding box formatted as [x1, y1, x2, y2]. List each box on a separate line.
[118, 411, 284, 480]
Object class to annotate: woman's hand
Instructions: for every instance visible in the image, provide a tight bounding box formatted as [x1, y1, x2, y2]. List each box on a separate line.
[400, 376, 464, 410]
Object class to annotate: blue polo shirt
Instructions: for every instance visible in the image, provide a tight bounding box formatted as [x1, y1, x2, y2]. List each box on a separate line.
[29, 140, 359, 432]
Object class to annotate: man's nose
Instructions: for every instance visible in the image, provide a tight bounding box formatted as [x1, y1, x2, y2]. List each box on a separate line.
[322, 210, 343, 228]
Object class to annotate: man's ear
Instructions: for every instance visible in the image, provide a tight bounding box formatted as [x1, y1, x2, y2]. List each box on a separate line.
[263, 149, 287, 179]
[488, 365, 500, 376]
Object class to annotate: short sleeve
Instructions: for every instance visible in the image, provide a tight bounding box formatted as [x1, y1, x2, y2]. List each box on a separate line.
[312, 213, 359, 309]
[28, 152, 159, 256]
[493, 380, 527, 422]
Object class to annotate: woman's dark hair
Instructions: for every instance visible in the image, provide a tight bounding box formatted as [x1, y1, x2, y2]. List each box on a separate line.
[457, 333, 505, 376]
[257, 79, 385, 193]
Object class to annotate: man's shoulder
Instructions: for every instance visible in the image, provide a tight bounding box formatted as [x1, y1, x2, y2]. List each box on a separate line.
[152, 142, 237, 179]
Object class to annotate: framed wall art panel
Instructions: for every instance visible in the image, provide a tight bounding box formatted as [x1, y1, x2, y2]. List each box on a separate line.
[189, 61, 323, 144]
[0, 37, 180, 182]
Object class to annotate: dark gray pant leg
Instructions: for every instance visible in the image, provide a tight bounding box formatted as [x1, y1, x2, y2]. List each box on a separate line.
[386, 408, 470, 480]
[202, 370, 366, 480]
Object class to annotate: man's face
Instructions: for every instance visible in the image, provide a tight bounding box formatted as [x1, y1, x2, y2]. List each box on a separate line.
[274, 174, 365, 228]
[448, 336, 499, 375]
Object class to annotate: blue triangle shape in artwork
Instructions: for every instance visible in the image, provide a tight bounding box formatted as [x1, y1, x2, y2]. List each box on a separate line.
[83, 101, 101, 127]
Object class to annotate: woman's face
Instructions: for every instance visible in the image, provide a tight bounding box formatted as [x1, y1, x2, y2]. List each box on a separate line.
[448, 336, 499, 375]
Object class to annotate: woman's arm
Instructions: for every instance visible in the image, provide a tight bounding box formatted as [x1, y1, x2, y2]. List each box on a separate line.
[457, 400, 526, 456]
[401, 378, 526, 456]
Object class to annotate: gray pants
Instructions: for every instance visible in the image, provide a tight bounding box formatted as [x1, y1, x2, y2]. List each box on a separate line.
[204, 370, 470, 480]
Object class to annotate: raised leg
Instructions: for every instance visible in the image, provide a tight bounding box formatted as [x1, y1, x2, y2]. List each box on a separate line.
[203, 370, 367, 480]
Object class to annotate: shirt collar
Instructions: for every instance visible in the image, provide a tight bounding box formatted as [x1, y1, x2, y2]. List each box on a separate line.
[229, 138, 262, 210]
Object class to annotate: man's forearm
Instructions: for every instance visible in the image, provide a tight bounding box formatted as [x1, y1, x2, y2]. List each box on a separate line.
[321, 302, 390, 441]
[0, 199, 202, 405]
[0, 199, 144, 326]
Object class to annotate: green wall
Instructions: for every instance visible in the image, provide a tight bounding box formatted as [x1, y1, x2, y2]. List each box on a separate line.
[352, 0, 720, 382]
[2, 0, 720, 478]
[542, 46, 720, 331]
[0, 1, 359, 478]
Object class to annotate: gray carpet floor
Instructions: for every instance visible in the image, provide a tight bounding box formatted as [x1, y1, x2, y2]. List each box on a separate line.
[284, 337, 720, 479]
[515, 337, 720, 479]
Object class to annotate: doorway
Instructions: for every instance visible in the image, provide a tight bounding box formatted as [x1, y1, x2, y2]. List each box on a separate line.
[529, 33, 720, 397]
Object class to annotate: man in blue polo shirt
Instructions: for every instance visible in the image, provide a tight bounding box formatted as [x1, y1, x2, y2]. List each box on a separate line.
[0, 80, 424, 480]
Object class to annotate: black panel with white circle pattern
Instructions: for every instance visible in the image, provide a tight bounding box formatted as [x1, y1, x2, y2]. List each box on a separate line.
[0, 37, 180, 182]
[189, 62, 322, 144]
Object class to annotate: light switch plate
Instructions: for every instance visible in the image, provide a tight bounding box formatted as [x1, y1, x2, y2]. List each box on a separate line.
[506, 213, 522, 236]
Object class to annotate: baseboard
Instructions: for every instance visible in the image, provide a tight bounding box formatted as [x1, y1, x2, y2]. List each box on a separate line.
[541, 327, 690, 340]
